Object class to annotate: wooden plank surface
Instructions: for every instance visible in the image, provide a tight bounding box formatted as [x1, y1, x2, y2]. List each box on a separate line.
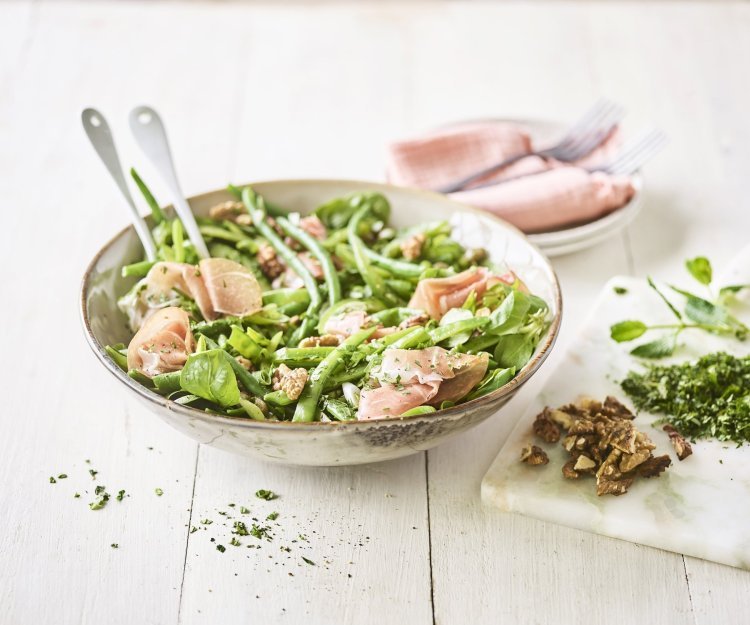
[0, 1, 748, 624]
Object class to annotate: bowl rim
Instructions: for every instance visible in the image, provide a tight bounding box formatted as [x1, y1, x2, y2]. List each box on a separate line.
[80, 178, 562, 430]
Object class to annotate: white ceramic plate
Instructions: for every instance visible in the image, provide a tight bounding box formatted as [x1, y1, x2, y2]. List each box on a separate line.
[432, 118, 644, 257]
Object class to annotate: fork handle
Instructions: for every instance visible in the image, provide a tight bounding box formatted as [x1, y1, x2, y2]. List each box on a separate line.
[436, 151, 538, 194]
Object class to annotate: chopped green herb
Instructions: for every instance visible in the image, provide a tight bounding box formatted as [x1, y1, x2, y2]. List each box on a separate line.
[200, 518, 213, 525]
[255, 489, 277, 501]
[89, 469, 98, 479]
[111, 543, 119, 549]
[240, 506, 250, 514]
[190, 526, 198, 534]
[95, 485, 106, 496]
[216, 544, 226, 553]
[90, 492, 110, 510]
[58, 474, 68, 479]
[233, 521, 250, 536]
[74, 493, 81, 498]
[302, 557, 315, 566]
[622, 352, 750, 444]
[116, 489, 125, 501]
[613, 286, 628, 295]
[230, 537, 241, 547]
[250, 524, 271, 540]
[49, 476, 56, 484]
[266, 511, 279, 521]
[155, 488, 164, 496]
[227, 503, 236, 508]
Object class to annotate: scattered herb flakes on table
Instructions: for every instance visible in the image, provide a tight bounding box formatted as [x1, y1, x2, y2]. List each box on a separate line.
[522, 396, 672, 496]
[621, 352, 750, 445]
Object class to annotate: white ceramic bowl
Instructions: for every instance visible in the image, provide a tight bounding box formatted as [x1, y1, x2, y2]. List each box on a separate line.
[81, 180, 562, 466]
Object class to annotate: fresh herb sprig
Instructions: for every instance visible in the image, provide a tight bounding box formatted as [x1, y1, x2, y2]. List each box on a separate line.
[611, 257, 750, 358]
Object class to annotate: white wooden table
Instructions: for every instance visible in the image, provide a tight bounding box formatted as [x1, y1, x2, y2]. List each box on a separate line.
[1, 2, 749, 623]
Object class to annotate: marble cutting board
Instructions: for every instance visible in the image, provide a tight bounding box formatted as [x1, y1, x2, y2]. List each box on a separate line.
[482, 249, 750, 570]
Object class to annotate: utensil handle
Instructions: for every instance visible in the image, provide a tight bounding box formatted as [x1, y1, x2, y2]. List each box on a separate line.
[81, 108, 158, 261]
[128, 106, 210, 259]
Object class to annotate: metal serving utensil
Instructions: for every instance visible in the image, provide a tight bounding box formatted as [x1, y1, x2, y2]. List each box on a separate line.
[128, 105, 210, 259]
[81, 108, 158, 261]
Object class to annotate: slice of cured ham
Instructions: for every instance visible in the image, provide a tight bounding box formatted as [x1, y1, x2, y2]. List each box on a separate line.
[357, 382, 440, 421]
[408, 267, 489, 320]
[126, 307, 195, 377]
[198, 258, 263, 318]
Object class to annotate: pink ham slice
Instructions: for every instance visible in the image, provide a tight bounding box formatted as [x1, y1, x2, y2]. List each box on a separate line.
[274, 253, 324, 289]
[299, 215, 327, 240]
[198, 258, 263, 318]
[408, 267, 489, 320]
[127, 306, 195, 377]
[323, 310, 396, 339]
[357, 382, 440, 421]
[143, 261, 216, 322]
[357, 347, 489, 419]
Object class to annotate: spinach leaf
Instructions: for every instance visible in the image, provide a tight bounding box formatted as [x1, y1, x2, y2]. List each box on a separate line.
[630, 333, 677, 359]
[494, 334, 534, 370]
[465, 367, 516, 401]
[180, 349, 240, 407]
[488, 290, 531, 336]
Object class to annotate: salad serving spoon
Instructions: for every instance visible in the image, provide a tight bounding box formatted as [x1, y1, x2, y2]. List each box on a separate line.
[81, 108, 158, 261]
[128, 105, 210, 259]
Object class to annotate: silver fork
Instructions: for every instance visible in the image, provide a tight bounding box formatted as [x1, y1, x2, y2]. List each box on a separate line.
[590, 129, 668, 175]
[437, 99, 625, 194]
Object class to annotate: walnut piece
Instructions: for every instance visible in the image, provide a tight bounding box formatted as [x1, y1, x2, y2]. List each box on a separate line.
[272, 364, 309, 401]
[533, 408, 561, 443]
[235, 355, 254, 371]
[526, 395, 673, 496]
[399, 233, 425, 261]
[209, 200, 245, 222]
[398, 312, 430, 330]
[298, 334, 341, 348]
[257, 244, 285, 280]
[663, 424, 693, 460]
[520, 445, 549, 466]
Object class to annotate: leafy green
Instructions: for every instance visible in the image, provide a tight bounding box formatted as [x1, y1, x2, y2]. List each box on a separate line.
[629, 334, 677, 359]
[494, 334, 534, 369]
[488, 290, 531, 336]
[465, 367, 515, 401]
[180, 350, 240, 408]
[685, 256, 712, 285]
[610, 320, 647, 342]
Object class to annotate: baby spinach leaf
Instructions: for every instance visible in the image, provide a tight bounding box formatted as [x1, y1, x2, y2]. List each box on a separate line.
[489, 290, 531, 336]
[685, 256, 712, 286]
[610, 320, 647, 342]
[494, 334, 534, 370]
[465, 367, 516, 401]
[180, 349, 240, 408]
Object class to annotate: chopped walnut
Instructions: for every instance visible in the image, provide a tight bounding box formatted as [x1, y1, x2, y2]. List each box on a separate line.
[298, 334, 341, 348]
[526, 395, 673, 496]
[533, 408, 561, 443]
[209, 200, 245, 222]
[298, 215, 327, 240]
[257, 244, 285, 280]
[398, 312, 430, 329]
[663, 424, 693, 460]
[464, 247, 488, 264]
[400, 233, 425, 261]
[272, 364, 309, 401]
[235, 356, 254, 371]
[520, 444, 549, 466]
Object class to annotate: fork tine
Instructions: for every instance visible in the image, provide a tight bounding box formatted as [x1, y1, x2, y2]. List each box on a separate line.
[554, 103, 625, 160]
[555, 99, 621, 148]
[605, 130, 668, 175]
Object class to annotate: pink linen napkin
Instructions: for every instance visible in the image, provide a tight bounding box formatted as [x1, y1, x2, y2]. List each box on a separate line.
[385, 122, 635, 233]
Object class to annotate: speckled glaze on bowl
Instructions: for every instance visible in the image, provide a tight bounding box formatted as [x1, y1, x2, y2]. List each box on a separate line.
[81, 180, 562, 466]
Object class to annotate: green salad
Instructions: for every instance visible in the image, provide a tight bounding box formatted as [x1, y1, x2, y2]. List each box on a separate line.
[106, 176, 550, 422]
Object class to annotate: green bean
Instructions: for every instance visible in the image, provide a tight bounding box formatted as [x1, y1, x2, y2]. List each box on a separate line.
[429, 317, 489, 344]
[400, 406, 436, 417]
[121, 259, 155, 279]
[264, 288, 310, 316]
[243, 187, 322, 344]
[293, 327, 375, 422]
[384, 279, 414, 300]
[200, 225, 248, 243]
[153, 371, 182, 393]
[263, 390, 294, 407]
[348, 206, 399, 306]
[225, 353, 268, 397]
[370, 307, 423, 326]
[363, 247, 424, 277]
[172, 219, 185, 262]
[105, 345, 128, 371]
[323, 363, 369, 391]
[277, 216, 341, 306]
[131, 168, 165, 224]
[274, 346, 334, 367]
[387, 326, 431, 349]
